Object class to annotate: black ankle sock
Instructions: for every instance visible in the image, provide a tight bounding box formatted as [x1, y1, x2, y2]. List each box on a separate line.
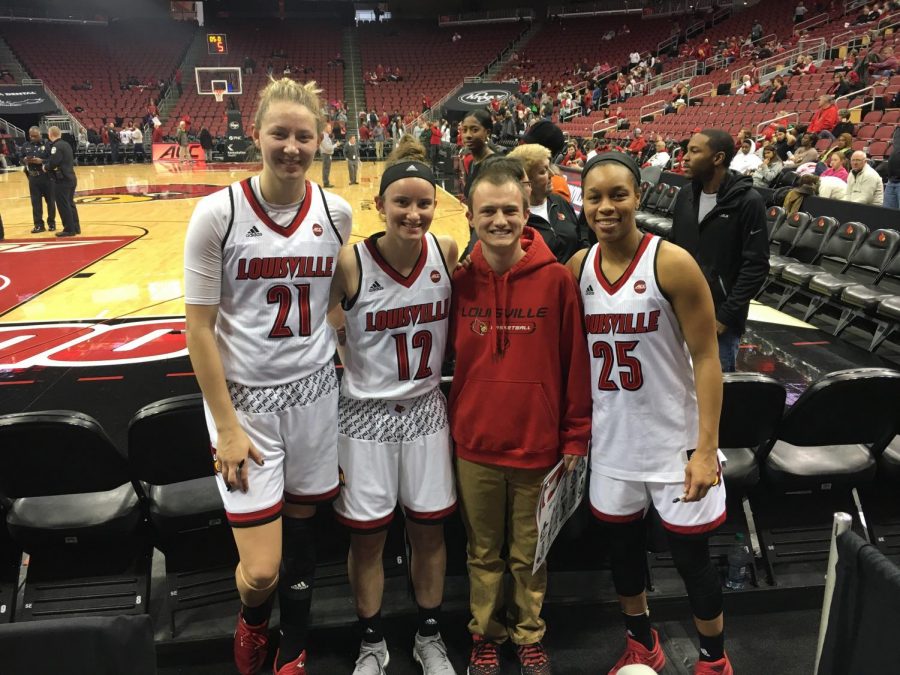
[417, 604, 441, 637]
[359, 611, 384, 644]
[698, 631, 725, 662]
[241, 595, 274, 627]
[623, 611, 654, 650]
[276, 628, 307, 668]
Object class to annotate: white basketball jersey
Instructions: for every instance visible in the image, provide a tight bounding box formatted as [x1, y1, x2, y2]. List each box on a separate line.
[341, 232, 451, 400]
[580, 234, 699, 482]
[217, 178, 346, 386]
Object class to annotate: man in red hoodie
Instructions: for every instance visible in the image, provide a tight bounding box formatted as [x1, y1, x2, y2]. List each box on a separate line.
[449, 162, 592, 675]
[807, 94, 839, 140]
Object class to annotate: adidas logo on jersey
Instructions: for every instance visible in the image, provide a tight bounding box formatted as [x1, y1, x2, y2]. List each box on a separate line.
[369, 280, 384, 292]
[246, 225, 262, 238]
[586, 285, 595, 296]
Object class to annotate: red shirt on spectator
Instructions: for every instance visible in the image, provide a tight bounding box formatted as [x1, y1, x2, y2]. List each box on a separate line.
[808, 104, 839, 134]
[359, 125, 371, 141]
[628, 136, 647, 155]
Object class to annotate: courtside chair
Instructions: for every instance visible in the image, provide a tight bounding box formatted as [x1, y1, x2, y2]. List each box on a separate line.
[0, 411, 150, 621]
[127, 393, 238, 637]
[0, 506, 19, 624]
[753, 368, 900, 583]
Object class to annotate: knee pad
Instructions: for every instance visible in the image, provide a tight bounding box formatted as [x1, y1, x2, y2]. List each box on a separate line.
[667, 534, 723, 621]
[600, 518, 647, 598]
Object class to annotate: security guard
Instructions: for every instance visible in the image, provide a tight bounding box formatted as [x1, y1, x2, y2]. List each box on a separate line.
[23, 126, 56, 233]
[45, 126, 80, 237]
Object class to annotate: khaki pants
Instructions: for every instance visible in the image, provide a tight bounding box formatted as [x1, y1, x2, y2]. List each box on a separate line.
[456, 457, 547, 645]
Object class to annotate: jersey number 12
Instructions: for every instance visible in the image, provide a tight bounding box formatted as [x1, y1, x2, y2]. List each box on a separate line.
[393, 330, 433, 381]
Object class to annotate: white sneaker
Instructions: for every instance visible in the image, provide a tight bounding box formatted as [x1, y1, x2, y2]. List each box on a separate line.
[413, 632, 457, 675]
[353, 639, 389, 674]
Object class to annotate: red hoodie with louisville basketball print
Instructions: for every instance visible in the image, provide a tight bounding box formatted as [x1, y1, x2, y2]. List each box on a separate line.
[449, 227, 591, 470]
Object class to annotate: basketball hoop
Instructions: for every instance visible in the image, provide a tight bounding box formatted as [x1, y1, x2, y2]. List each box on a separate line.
[213, 88, 225, 103]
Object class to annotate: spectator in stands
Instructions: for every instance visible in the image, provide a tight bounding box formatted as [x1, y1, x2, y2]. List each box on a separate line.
[821, 133, 853, 165]
[868, 46, 898, 77]
[807, 95, 839, 139]
[786, 133, 819, 167]
[757, 76, 788, 104]
[794, 0, 808, 22]
[672, 129, 770, 372]
[783, 174, 819, 214]
[845, 150, 884, 204]
[731, 139, 763, 174]
[560, 142, 586, 169]
[822, 152, 849, 181]
[818, 175, 848, 200]
[644, 140, 671, 169]
[827, 73, 852, 98]
[832, 110, 855, 138]
[522, 120, 572, 202]
[627, 128, 647, 160]
[751, 145, 784, 187]
[751, 19, 764, 44]
[854, 3, 879, 23]
[735, 75, 759, 96]
[507, 144, 584, 262]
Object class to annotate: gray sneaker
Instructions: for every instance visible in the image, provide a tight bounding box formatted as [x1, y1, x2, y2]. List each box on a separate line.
[353, 639, 389, 674]
[413, 632, 457, 675]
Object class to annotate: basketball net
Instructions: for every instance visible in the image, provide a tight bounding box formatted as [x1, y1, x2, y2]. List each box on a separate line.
[213, 88, 225, 103]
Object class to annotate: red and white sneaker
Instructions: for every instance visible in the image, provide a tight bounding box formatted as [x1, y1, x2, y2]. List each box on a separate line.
[694, 654, 734, 675]
[467, 634, 501, 675]
[234, 614, 269, 675]
[607, 628, 666, 674]
[273, 649, 308, 674]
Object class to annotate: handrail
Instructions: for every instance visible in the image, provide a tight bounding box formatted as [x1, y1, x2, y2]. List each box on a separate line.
[843, 0, 868, 16]
[22, 78, 86, 140]
[657, 34, 679, 56]
[829, 29, 866, 50]
[731, 37, 826, 87]
[645, 60, 697, 94]
[687, 81, 714, 105]
[406, 78, 466, 134]
[836, 84, 877, 114]
[591, 120, 618, 136]
[439, 9, 534, 26]
[685, 20, 705, 39]
[741, 33, 777, 57]
[754, 111, 799, 138]
[0, 116, 25, 138]
[704, 54, 727, 73]
[876, 10, 900, 30]
[793, 11, 829, 35]
[711, 6, 731, 23]
[639, 98, 669, 119]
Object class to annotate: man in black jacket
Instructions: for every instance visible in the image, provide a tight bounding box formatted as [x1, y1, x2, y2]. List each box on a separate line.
[670, 128, 769, 371]
[45, 126, 81, 237]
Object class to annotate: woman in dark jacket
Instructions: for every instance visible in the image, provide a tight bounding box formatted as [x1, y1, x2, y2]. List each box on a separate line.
[198, 126, 213, 162]
[508, 143, 586, 262]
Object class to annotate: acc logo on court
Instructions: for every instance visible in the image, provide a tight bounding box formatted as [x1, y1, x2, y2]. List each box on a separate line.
[458, 90, 510, 105]
[75, 184, 222, 204]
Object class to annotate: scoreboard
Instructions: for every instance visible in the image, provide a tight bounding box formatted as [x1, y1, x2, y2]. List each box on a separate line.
[207, 33, 228, 55]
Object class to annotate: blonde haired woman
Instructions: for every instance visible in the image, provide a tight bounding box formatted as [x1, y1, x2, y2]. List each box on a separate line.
[184, 78, 352, 675]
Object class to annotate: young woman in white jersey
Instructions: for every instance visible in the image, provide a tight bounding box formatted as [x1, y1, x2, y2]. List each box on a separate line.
[184, 78, 352, 675]
[566, 153, 732, 675]
[329, 136, 458, 675]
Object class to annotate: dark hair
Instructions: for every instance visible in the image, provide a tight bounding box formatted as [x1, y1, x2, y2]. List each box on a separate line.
[582, 151, 641, 189]
[462, 109, 493, 130]
[699, 128, 736, 166]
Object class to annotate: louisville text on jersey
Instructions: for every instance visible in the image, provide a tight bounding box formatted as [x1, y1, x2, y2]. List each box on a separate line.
[235, 255, 334, 280]
[584, 310, 661, 335]
[365, 298, 450, 332]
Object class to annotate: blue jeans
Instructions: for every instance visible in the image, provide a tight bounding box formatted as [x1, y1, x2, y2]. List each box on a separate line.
[884, 181, 900, 210]
[718, 328, 741, 373]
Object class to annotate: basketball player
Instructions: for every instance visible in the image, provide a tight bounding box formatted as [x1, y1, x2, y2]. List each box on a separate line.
[566, 152, 731, 675]
[452, 162, 591, 675]
[459, 109, 495, 258]
[184, 78, 352, 675]
[328, 136, 458, 675]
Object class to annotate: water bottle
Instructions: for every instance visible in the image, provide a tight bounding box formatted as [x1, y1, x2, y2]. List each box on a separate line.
[724, 532, 753, 590]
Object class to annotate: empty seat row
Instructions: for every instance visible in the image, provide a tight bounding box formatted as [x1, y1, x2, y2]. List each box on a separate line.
[760, 208, 900, 350]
